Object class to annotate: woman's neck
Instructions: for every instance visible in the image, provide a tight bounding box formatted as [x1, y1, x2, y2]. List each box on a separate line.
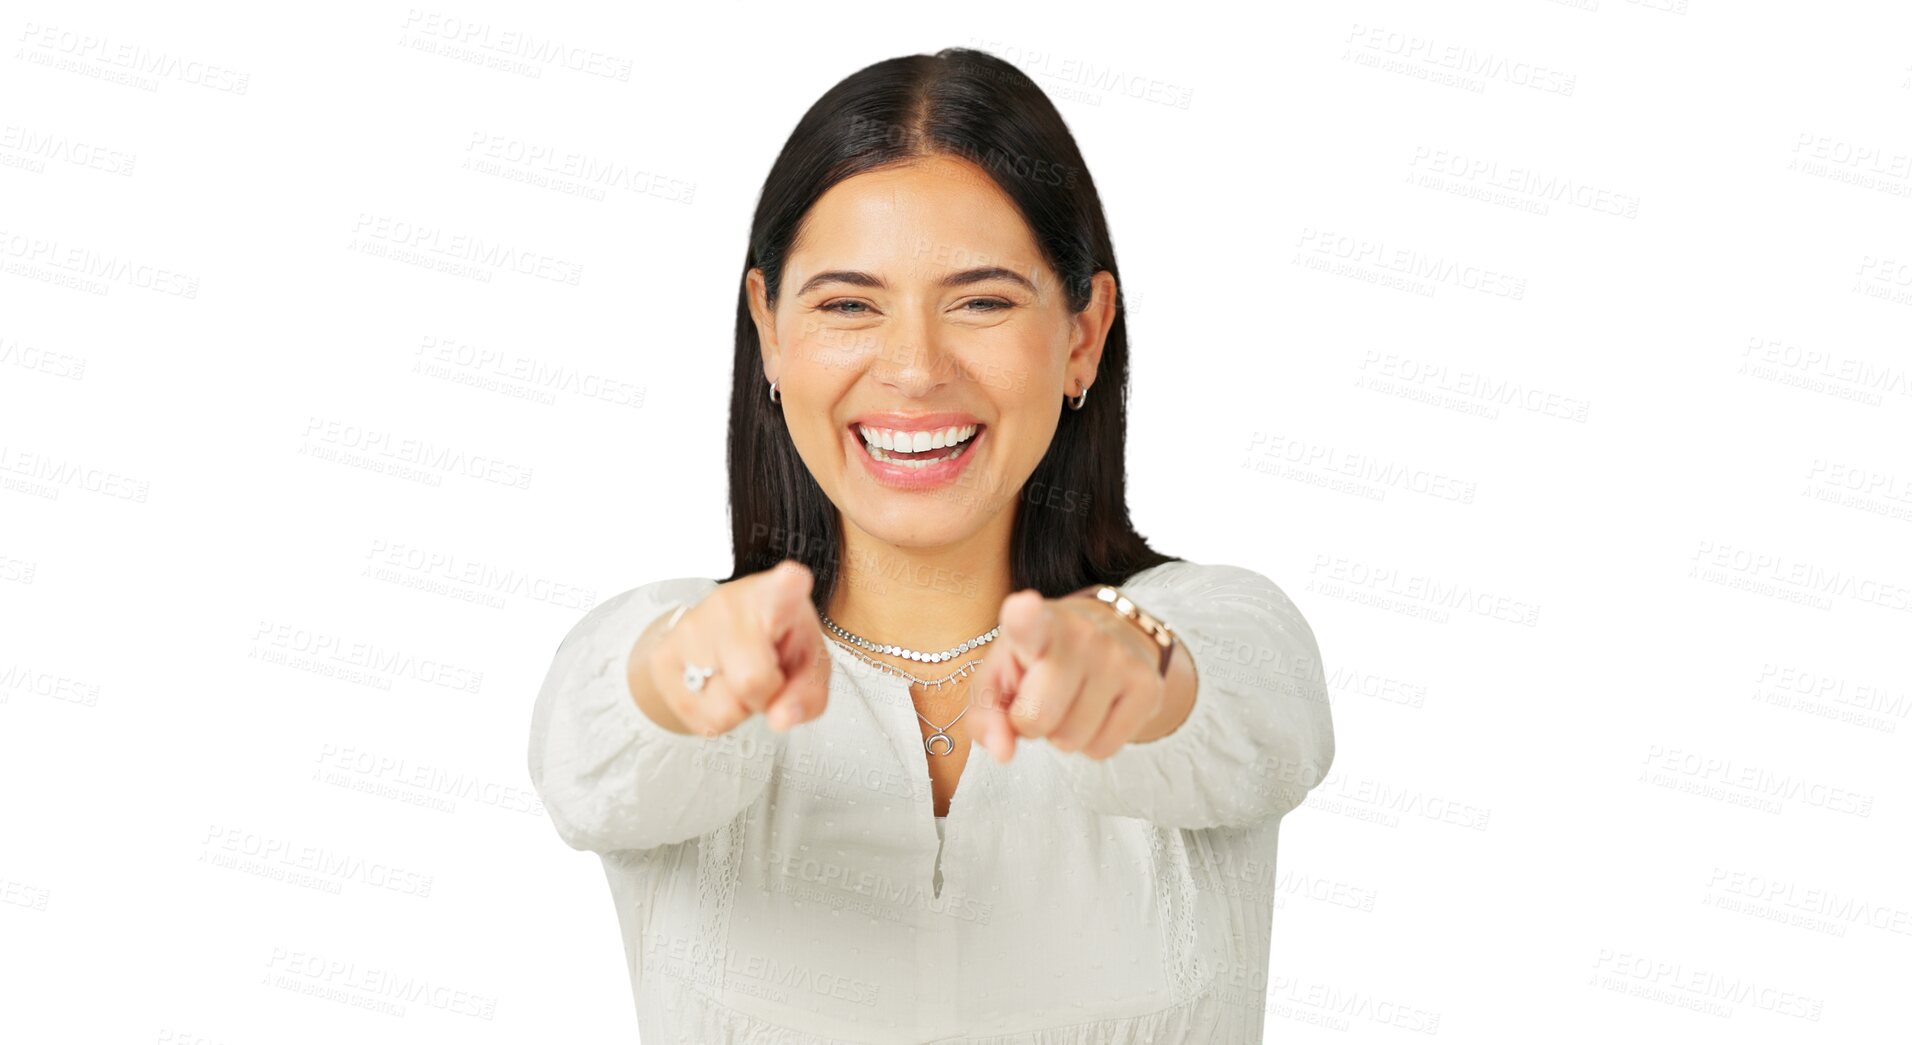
[824, 520, 1013, 655]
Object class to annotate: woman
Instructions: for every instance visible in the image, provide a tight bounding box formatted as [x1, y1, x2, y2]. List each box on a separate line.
[527, 46, 1334, 1044]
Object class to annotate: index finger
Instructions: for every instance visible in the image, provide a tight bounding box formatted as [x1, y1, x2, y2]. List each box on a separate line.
[753, 561, 815, 643]
[969, 639, 1021, 762]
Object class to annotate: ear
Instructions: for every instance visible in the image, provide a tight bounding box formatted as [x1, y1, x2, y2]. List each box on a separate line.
[746, 267, 781, 380]
[1065, 270, 1117, 393]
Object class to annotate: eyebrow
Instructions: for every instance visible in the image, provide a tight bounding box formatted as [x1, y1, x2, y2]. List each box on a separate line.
[794, 266, 1039, 297]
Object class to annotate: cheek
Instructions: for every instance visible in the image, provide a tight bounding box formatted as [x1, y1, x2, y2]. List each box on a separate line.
[788, 406, 844, 464]
[1002, 415, 1060, 471]
[966, 333, 1062, 461]
[1001, 342, 1062, 410]
[786, 320, 874, 372]
[782, 331, 857, 395]
[1011, 325, 1072, 402]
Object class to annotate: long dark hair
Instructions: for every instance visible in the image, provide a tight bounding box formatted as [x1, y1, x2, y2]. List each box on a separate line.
[723, 46, 1176, 609]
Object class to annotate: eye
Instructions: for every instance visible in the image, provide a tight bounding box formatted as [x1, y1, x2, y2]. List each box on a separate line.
[818, 299, 874, 315]
[961, 298, 1013, 313]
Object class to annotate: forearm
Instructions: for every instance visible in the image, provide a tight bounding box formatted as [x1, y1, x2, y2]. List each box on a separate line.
[1133, 635, 1196, 742]
[527, 577, 782, 852]
[1050, 563, 1335, 829]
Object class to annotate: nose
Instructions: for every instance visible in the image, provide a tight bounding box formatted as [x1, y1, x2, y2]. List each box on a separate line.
[872, 309, 958, 398]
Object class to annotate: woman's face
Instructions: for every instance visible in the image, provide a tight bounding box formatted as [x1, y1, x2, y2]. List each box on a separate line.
[748, 153, 1115, 553]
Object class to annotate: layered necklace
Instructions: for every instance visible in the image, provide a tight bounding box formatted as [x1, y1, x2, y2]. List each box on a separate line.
[821, 613, 999, 756]
[820, 614, 999, 663]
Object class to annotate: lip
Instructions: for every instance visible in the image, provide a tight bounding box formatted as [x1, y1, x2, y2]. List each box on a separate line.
[847, 410, 985, 431]
[845, 414, 987, 491]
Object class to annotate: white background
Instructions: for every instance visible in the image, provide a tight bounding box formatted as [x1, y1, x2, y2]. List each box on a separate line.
[3, 1, 1909, 1042]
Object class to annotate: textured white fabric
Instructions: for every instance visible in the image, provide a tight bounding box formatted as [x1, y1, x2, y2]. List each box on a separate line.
[527, 559, 1334, 1043]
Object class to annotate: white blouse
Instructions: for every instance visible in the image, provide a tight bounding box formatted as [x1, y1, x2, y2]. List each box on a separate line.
[527, 559, 1334, 1044]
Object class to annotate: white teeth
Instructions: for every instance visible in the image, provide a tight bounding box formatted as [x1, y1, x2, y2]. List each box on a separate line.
[856, 423, 978, 453]
[865, 444, 966, 467]
[856, 423, 982, 468]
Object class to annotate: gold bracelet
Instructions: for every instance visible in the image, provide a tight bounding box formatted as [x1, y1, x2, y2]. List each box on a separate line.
[1091, 585, 1175, 677]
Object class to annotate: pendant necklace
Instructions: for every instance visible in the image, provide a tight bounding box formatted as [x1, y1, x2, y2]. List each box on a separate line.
[825, 634, 981, 757]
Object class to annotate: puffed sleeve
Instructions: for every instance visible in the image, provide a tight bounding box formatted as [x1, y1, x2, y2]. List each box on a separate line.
[1050, 560, 1335, 830]
[527, 576, 784, 853]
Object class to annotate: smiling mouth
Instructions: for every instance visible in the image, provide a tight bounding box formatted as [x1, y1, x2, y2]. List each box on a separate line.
[851, 423, 985, 469]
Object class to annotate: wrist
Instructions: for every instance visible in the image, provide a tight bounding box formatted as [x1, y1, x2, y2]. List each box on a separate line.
[1056, 586, 1197, 745]
[628, 606, 697, 736]
[1131, 637, 1195, 742]
[1087, 585, 1176, 677]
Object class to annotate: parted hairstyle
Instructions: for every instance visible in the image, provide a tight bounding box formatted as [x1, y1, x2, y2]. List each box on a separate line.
[724, 46, 1176, 609]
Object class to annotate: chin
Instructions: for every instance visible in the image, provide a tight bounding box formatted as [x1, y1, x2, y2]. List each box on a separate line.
[843, 499, 988, 549]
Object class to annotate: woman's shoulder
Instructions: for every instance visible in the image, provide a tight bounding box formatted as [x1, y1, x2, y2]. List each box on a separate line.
[1123, 557, 1283, 592]
[559, 576, 721, 647]
[1120, 558, 1305, 616]
[590, 576, 721, 617]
